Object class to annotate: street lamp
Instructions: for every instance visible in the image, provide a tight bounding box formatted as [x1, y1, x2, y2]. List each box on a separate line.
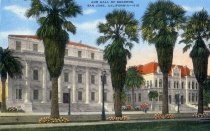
[68, 86, 71, 116]
[101, 70, 106, 121]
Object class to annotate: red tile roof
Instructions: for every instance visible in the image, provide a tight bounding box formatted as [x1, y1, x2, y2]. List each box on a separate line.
[137, 62, 158, 75]
[136, 62, 191, 77]
[9, 35, 97, 50]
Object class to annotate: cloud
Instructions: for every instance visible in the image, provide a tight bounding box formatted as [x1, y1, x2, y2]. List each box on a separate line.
[0, 29, 35, 48]
[3, 5, 33, 20]
[75, 19, 105, 34]
[182, 5, 203, 13]
[83, 9, 96, 15]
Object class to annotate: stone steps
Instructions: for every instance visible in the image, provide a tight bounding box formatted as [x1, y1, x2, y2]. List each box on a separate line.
[32, 103, 103, 113]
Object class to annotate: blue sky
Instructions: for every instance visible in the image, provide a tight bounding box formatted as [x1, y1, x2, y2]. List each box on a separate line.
[0, 0, 210, 69]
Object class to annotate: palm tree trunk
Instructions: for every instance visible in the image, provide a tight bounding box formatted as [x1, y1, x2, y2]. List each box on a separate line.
[162, 73, 169, 114]
[131, 87, 135, 109]
[114, 88, 122, 117]
[51, 77, 60, 118]
[1, 78, 7, 112]
[198, 82, 204, 113]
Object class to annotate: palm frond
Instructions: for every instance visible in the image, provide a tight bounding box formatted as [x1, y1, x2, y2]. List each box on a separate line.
[63, 21, 76, 34]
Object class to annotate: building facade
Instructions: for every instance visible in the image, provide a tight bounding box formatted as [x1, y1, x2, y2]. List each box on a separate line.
[7, 35, 113, 112]
[126, 62, 199, 111]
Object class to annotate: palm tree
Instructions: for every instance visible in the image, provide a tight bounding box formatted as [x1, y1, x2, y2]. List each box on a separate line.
[141, 0, 185, 114]
[0, 47, 23, 112]
[26, 0, 82, 118]
[180, 9, 210, 114]
[97, 10, 139, 117]
[125, 66, 144, 109]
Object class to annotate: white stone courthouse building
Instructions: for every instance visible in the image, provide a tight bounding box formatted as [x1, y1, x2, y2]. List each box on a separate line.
[7, 35, 113, 112]
[126, 62, 199, 111]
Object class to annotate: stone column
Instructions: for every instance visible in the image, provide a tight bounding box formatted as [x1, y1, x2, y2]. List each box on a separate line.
[185, 76, 189, 104]
[41, 63, 47, 103]
[98, 69, 102, 104]
[24, 61, 31, 103]
[58, 76, 62, 103]
[85, 67, 90, 104]
[72, 66, 76, 103]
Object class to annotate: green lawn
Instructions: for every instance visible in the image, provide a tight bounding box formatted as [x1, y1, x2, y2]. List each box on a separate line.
[2, 121, 210, 131]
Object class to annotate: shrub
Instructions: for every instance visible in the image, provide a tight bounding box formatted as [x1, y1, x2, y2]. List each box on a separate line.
[192, 112, 208, 118]
[39, 117, 70, 124]
[140, 102, 149, 111]
[153, 113, 175, 119]
[107, 116, 128, 121]
[7, 106, 25, 113]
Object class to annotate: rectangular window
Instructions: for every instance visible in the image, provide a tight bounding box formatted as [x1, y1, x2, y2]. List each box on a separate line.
[188, 82, 191, 89]
[16, 41, 21, 51]
[159, 92, 163, 101]
[192, 93, 195, 102]
[78, 91, 82, 101]
[63, 93, 69, 103]
[196, 93, 198, 102]
[155, 79, 157, 87]
[127, 94, 131, 102]
[16, 89, 22, 99]
[33, 44, 38, 52]
[91, 53, 94, 59]
[147, 81, 149, 88]
[134, 93, 136, 102]
[150, 80, 152, 87]
[181, 96, 184, 104]
[189, 93, 191, 102]
[64, 72, 69, 82]
[182, 82, 184, 89]
[33, 90, 39, 100]
[192, 81, 194, 89]
[138, 93, 141, 102]
[196, 83, 198, 89]
[177, 81, 179, 89]
[65, 49, 68, 56]
[91, 75, 95, 84]
[78, 74, 82, 83]
[174, 82, 176, 88]
[169, 95, 171, 104]
[33, 69, 38, 80]
[78, 51, 82, 58]
[159, 79, 162, 87]
[91, 92, 95, 101]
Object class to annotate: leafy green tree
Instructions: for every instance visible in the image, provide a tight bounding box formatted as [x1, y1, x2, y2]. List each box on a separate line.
[26, 0, 82, 118]
[97, 10, 139, 117]
[125, 66, 144, 109]
[141, 0, 185, 114]
[148, 91, 159, 110]
[148, 91, 158, 101]
[0, 47, 23, 112]
[180, 9, 210, 113]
